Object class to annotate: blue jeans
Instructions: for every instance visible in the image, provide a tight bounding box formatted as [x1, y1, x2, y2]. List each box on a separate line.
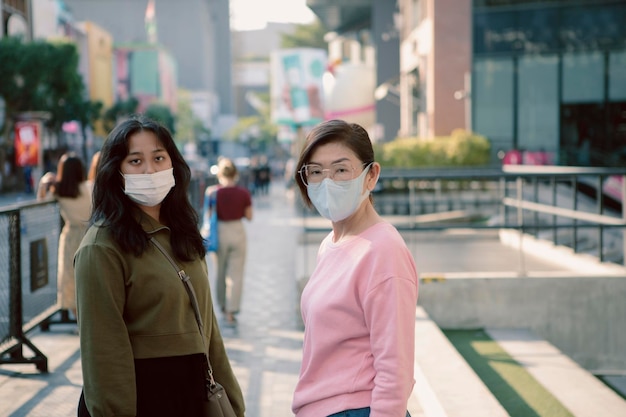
[328, 407, 411, 417]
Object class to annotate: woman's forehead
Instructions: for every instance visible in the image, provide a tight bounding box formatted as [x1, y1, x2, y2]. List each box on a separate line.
[309, 142, 357, 163]
[127, 131, 164, 152]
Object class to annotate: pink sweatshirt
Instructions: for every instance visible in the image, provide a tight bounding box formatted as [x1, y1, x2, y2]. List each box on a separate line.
[292, 222, 419, 417]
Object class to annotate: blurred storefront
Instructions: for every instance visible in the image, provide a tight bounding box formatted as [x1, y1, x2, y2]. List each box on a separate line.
[310, 0, 626, 166]
[472, 0, 626, 166]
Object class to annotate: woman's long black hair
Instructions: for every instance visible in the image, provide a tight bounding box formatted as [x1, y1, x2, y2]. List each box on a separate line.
[54, 153, 85, 198]
[91, 115, 206, 261]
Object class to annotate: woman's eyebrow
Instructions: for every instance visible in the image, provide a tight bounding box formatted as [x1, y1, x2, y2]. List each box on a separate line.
[308, 157, 351, 166]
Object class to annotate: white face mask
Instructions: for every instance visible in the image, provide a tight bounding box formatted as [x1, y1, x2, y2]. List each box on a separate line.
[307, 164, 372, 222]
[123, 168, 175, 207]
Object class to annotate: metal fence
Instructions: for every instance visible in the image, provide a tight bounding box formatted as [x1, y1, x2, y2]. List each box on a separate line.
[302, 165, 626, 265]
[0, 200, 61, 372]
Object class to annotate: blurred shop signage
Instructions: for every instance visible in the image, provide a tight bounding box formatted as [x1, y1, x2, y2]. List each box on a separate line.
[14, 121, 40, 167]
[30, 238, 49, 292]
[324, 62, 376, 129]
[271, 48, 327, 127]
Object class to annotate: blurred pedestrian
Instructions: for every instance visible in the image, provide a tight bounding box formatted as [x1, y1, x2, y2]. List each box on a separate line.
[23, 165, 34, 194]
[291, 119, 419, 417]
[37, 152, 92, 321]
[74, 116, 245, 417]
[87, 150, 100, 181]
[203, 157, 252, 326]
[255, 155, 271, 195]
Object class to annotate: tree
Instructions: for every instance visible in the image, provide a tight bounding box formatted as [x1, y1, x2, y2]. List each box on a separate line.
[0, 37, 96, 138]
[144, 103, 176, 135]
[175, 91, 196, 144]
[280, 19, 327, 49]
[102, 97, 139, 133]
[175, 90, 213, 158]
[225, 92, 277, 154]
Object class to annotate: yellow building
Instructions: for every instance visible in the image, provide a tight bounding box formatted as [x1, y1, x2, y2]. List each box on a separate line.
[77, 21, 114, 136]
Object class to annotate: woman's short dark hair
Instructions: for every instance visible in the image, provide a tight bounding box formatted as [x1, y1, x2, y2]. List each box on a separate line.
[91, 115, 205, 260]
[294, 119, 375, 208]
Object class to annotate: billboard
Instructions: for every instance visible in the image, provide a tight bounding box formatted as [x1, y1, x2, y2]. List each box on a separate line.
[271, 48, 327, 127]
[15, 121, 40, 167]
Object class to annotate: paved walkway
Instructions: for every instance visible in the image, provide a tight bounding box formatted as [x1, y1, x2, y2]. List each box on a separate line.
[1, 182, 625, 416]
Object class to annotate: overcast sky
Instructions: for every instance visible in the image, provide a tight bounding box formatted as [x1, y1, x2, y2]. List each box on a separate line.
[230, 0, 316, 31]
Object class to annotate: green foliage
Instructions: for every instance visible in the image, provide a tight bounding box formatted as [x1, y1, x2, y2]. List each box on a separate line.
[226, 115, 278, 150]
[175, 92, 195, 143]
[144, 103, 176, 134]
[376, 130, 491, 168]
[0, 36, 98, 134]
[280, 20, 327, 50]
[227, 90, 277, 153]
[102, 97, 139, 133]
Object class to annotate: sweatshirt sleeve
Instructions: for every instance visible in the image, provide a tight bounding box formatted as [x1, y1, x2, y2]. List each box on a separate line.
[75, 242, 137, 417]
[364, 259, 418, 417]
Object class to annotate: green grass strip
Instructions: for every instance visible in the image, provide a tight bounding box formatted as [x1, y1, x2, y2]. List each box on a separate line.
[444, 329, 574, 417]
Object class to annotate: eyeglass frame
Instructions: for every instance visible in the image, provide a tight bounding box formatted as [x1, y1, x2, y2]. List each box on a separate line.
[298, 161, 373, 186]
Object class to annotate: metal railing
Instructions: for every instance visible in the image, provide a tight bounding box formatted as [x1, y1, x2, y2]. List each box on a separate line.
[302, 165, 626, 266]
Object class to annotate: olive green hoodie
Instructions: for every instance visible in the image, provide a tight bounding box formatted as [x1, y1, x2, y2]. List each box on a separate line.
[75, 210, 244, 417]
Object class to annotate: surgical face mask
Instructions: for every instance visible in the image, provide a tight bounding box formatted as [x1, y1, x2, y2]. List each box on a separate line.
[123, 168, 175, 207]
[307, 164, 372, 222]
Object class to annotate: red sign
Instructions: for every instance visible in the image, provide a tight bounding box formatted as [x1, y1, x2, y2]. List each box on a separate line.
[15, 121, 40, 167]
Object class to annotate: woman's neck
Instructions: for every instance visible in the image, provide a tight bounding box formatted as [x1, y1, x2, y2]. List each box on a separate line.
[331, 202, 382, 242]
[218, 178, 237, 187]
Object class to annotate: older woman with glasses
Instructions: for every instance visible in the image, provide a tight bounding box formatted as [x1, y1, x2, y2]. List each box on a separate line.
[291, 119, 419, 417]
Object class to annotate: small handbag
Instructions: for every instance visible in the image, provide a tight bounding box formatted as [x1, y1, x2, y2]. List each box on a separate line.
[201, 188, 219, 252]
[150, 237, 237, 417]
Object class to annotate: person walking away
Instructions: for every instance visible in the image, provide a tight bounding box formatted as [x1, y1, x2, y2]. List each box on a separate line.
[74, 116, 245, 417]
[204, 157, 252, 326]
[37, 152, 92, 322]
[291, 119, 419, 417]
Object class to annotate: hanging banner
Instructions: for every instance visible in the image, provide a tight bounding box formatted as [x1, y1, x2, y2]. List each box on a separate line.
[15, 121, 40, 167]
[271, 48, 327, 127]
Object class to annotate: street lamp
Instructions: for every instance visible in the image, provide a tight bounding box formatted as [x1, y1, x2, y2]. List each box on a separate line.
[453, 72, 472, 132]
[374, 82, 400, 105]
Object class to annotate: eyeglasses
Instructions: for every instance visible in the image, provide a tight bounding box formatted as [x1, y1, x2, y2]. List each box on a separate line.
[299, 162, 370, 186]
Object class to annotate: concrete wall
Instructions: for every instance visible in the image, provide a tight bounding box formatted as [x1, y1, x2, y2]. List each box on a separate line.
[418, 276, 626, 372]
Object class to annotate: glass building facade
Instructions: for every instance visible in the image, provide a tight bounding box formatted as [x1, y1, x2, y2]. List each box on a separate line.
[473, 0, 626, 166]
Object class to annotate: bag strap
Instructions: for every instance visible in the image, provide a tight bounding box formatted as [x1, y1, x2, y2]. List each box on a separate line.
[149, 236, 217, 388]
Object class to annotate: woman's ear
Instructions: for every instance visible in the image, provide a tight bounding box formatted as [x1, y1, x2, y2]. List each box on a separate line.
[367, 163, 380, 191]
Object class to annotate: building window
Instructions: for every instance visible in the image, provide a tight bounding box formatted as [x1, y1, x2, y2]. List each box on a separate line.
[517, 55, 559, 153]
[562, 52, 604, 104]
[609, 50, 626, 101]
[474, 58, 514, 155]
